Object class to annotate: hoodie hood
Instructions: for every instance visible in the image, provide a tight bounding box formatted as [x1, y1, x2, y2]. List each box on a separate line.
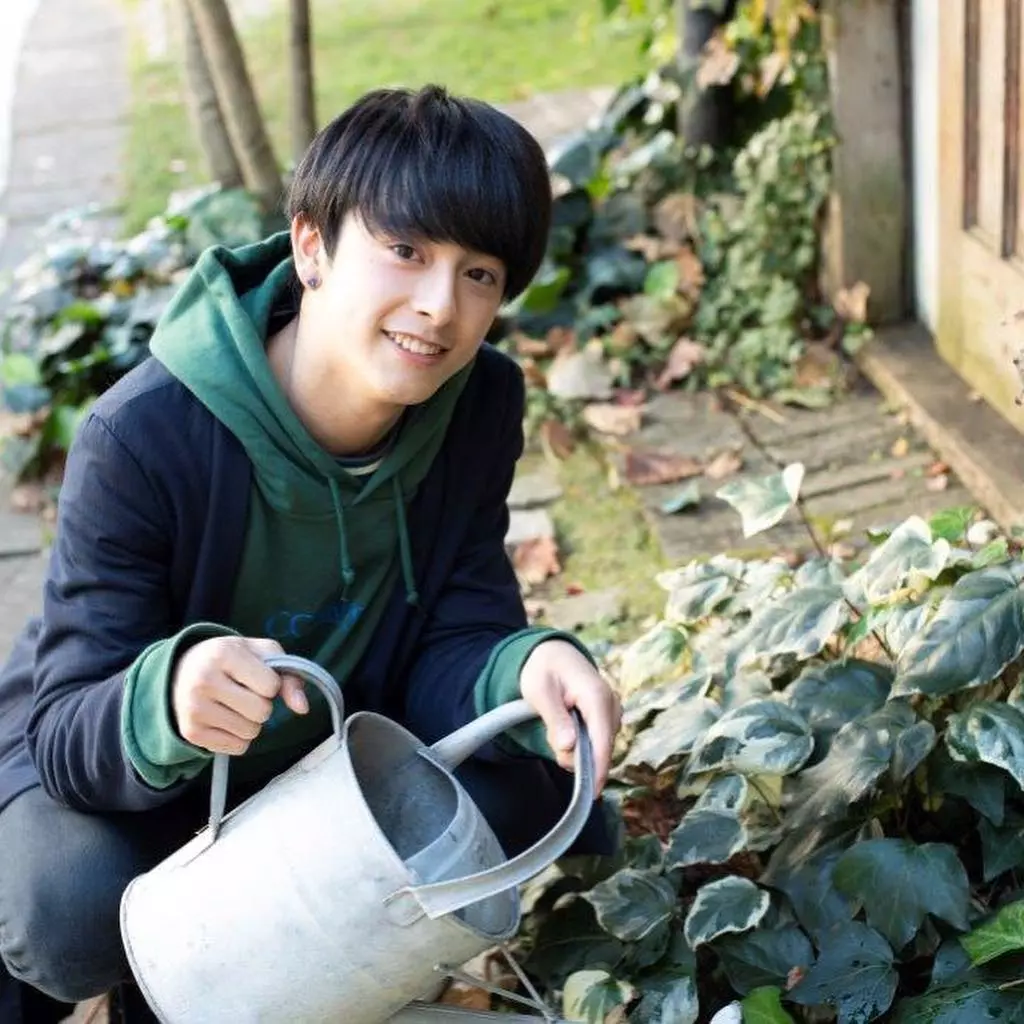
[149, 232, 472, 602]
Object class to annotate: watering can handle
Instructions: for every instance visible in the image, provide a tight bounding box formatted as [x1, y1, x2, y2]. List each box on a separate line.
[207, 655, 345, 839]
[387, 699, 596, 923]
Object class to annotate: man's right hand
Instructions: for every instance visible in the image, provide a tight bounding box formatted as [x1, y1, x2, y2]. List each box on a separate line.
[171, 636, 308, 755]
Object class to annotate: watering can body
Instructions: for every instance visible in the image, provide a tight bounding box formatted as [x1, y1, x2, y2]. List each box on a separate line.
[120, 656, 594, 1024]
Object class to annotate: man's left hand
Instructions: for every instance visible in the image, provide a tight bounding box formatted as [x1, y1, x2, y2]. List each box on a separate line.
[518, 639, 622, 796]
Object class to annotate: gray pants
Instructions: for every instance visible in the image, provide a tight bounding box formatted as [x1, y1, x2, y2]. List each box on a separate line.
[0, 755, 612, 1014]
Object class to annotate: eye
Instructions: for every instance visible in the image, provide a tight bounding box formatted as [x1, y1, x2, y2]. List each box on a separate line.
[390, 243, 418, 261]
[467, 267, 500, 287]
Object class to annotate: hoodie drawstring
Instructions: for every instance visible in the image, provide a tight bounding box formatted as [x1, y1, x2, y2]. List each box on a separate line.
[392, 477, 420, 606]
[327, 476, 419, 607]
[328, 478, 356, 599]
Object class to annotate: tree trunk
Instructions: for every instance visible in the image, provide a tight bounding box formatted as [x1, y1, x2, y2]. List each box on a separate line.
[675, 0, 737, 147]
[289, 0, 317, 163]
[184, 0, 282, 213]
[179, 0, 244, 189]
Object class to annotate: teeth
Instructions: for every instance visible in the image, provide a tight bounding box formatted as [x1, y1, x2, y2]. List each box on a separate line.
[387, 331, 443, 356]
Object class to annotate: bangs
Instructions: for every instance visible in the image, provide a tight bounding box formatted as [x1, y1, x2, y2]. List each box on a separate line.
[288, 87, 552, 298]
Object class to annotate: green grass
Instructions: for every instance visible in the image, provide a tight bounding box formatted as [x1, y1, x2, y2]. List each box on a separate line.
[524, 444, 669, 642]
[121, 0, 649, 233]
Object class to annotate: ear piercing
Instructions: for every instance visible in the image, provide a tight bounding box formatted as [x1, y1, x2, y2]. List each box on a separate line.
[306, 274, 322, 290]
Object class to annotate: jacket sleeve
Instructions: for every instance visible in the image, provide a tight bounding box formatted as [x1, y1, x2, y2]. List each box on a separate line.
[401, 363, 582, 756]
[26, 411, 193, 811]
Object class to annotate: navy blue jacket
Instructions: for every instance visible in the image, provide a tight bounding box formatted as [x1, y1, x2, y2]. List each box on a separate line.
[0, 345, 531, 814]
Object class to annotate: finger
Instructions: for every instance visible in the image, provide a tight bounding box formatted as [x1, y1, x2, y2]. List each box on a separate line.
[527, 681, 578, 757]
[571, 691, 617, 797]
[198, 691, 266, 743]
[221, 639, 287, 700]
[279, 673, 308, 715]
[208, 673, 274, 728]
[190, 726, 253, 757]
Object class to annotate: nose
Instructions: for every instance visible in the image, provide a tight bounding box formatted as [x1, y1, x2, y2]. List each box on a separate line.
[413, 265, 457, 326]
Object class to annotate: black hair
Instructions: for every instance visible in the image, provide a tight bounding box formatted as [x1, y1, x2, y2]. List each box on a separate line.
[287, 85, 552, 300]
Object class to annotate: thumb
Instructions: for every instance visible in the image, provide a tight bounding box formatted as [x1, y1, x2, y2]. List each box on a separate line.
[528, 684, 577, 755]
[279, 673, 309, 715]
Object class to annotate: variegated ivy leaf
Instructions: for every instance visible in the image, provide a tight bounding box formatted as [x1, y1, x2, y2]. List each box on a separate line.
[584, 868, 678, 945]
[843, 516, 950, 605]
[618, 621, 688, 696]
[720, 670, 775, 711]
[689, 699, 813, 777]
[727, 560, 791, 615]
[562, 969, 635, 1023]
[946, 701, 1024, 790]
[785, 659, 892, 741]
[716, 463, 804, 538]
[684, 876, 770, 948]
[883, 600, 937, 659]
[630, 972, 699, 1024]
[893, 567, 1024, 698]
[661, 560, 742, 625]
[734, 586, 850, 669]
[665, 808, 748, 869]
[619, 697, 722, 772]
[695, 774, 750, 812]
[621, 671, 712, 729]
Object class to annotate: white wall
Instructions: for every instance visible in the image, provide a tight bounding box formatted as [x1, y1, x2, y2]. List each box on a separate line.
[911, 0, 939, 331]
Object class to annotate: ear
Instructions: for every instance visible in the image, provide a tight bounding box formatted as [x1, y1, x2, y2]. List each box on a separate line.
[290, 214, 323, 285]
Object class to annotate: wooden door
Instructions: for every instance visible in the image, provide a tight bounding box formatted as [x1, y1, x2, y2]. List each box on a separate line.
[938, 0, 1024, 428]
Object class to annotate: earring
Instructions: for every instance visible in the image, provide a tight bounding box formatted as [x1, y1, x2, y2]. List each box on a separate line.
[306, 273, 321, 290]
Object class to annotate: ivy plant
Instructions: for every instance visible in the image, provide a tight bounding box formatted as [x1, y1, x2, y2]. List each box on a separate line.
[517, 467, 1024, 1022]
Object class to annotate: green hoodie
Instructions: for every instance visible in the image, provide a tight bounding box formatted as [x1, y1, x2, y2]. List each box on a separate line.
[120, 234, 577, 790]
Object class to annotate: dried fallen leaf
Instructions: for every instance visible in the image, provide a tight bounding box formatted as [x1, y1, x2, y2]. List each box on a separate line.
[891, 437, 910, 458]
[926, 460, 950, 477]
[674, 246, 705, 300]
[794, 342, 839, 390]
[890, 467, 906, 480]
[758, 50, 787, 96]
[655, 337, 707, 390]
[653, 192, 700, 243]
[439, 981, 491, 1011]
[545, 325, 577, 354]
[512, 332, 552, 358]
[698, 32, 741, 89]
[10, 483, 47, 513]
[547, 348, 614, 401]
[582, 403, 643, 436]
[513, 536, 562, 585]
[539, 419, 575, 461]
[704, 448, 744, 480]
[606, 320, 640, 354]
[566, 582, 586, 596]
[834, 281, 871, 322]
[520, 357, 547, 390]
[613, 387, 648, 407]
[926, 473, 950, 492]
[623, 234, 681, 262]
[624, 449, 704, 486]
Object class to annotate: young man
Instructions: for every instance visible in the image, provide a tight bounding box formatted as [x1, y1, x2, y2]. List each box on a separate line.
[0, 86, 621, 1017]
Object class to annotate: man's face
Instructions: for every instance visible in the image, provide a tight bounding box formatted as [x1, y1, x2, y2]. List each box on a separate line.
[296, 212, 507, 412]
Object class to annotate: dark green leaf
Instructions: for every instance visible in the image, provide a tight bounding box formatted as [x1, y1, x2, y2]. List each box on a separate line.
[785, 660, 892, 742]
[979, 815, 1024, 882]
[832, 839, 969, 950]
[892, 956, 1024, 1022]
[525, 897, 625, 987]
[763, 836, 855, 940]
[688, 699, 813, 777]
[930, 747, 1005, 825]
[789, 703, 915, 829]
[584, 869, 677, 945]
[946, 701, 1024, 789]
[714, 925, 814, 995]
[962, 901, 1024, 967]
[665, 808, 747, 870]
[518, 262, 572, 315]
[741, 986, 797, 1024]
[789, 923, 897, 1024]
[684, 876, 770, 947]
[550, 134, 602, 188]
[891, 720, 937, 783]
[931, 938, 971, 985]
[893, 567, 1024, 698]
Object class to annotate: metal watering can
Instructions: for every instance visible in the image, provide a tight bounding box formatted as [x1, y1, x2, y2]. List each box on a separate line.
[120, 655, 594, 1023]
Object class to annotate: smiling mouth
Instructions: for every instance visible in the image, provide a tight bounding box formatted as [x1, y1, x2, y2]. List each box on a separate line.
[384, 330, 445, 357]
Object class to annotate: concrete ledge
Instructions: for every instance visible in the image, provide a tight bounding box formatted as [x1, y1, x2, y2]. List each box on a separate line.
[858, 322, 1024, 530]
